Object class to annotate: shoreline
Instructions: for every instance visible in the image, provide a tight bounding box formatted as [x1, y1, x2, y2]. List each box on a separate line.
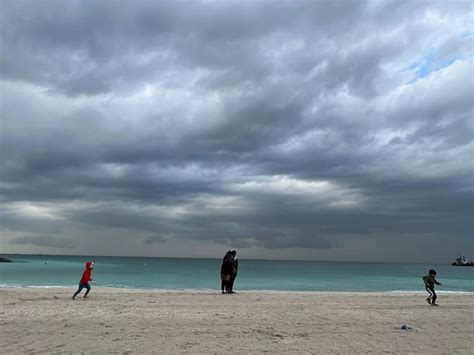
[1, 285, 473, 294]
[2, 287, 473, 353]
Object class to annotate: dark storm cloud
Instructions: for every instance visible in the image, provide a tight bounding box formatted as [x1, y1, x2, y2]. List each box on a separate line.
[144, 235, 168, 244]
[11, 235, 74, 249]
[1, 0, 365, 96]
[0, 0, 472, 260]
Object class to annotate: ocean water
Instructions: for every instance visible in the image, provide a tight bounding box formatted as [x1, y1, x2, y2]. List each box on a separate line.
[0, 254, 473, 292]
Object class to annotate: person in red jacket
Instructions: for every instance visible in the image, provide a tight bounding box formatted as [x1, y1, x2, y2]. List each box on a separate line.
[72, 261, 95, 299]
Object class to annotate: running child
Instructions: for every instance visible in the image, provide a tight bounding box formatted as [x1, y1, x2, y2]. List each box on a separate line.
[423, 269, 442, 306]
[72, 261, 95, 299]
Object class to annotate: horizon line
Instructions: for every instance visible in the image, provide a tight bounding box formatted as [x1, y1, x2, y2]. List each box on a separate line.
[1, 253, 452, 264]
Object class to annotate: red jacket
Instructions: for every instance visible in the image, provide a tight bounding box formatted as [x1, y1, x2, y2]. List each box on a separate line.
[80, 261, 93, 284]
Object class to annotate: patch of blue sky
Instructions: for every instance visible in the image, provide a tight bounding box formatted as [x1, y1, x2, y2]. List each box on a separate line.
[415, 57, 458, 79]
[459, 30, 474, 39]
[402, 42, 472, 84]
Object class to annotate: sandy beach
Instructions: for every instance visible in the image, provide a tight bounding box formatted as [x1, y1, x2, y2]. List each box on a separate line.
[1, 288, 472, 354]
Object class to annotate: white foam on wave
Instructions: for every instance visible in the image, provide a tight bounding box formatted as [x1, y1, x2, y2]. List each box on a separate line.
[0, 284, 75, 289]
[388, 290, 474, 295]
[1, 284, 473, 294]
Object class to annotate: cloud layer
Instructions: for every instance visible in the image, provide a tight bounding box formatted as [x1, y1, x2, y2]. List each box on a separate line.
[1, 0, 473, 261]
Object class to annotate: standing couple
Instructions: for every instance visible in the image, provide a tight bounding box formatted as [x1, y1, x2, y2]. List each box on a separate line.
[220, 250, 238, 294]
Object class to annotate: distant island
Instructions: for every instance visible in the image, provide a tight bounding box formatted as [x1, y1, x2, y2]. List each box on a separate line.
[0, 257, 13, 262]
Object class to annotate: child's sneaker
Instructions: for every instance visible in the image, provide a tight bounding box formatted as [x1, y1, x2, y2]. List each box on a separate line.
[431, 303, 439, 306]
[425, 298, 431, 305]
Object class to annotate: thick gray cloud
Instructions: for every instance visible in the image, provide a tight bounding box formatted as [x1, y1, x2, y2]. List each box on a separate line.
[11, 235, 74, 249]
[0, 0, 473, 261]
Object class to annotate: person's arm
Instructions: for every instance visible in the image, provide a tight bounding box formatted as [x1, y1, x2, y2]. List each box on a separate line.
[434, 279, 441, 285]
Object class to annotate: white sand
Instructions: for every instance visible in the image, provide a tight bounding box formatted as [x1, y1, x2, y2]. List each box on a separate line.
[1, 288, 473, 354]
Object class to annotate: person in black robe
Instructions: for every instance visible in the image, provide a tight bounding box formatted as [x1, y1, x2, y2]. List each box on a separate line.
[220, 251, 233, 294]
[228, 250, 238, 293]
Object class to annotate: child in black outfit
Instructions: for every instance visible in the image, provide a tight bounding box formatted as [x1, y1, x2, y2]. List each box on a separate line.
[423, 269, 442, 306]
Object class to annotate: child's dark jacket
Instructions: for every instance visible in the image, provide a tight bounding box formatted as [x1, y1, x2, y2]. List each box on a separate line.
[423, 275, 440, 288]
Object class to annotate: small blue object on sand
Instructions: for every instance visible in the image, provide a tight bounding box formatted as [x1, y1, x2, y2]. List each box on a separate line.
[401, 324, 411, 331]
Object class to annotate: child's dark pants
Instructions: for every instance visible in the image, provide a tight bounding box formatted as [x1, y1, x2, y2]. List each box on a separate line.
[73, 283, 91, 298]
[426, 286, 437, 304]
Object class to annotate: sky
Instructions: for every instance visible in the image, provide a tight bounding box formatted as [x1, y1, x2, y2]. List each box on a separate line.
[0, 0, 473, 262]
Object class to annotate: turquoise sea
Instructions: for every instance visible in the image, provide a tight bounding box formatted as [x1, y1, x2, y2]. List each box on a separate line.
[1, 255, 473, 292]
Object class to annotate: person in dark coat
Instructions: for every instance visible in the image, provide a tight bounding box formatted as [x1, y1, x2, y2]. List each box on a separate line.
[228, 250, 238, 293]
[220, 251, 233, 294]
